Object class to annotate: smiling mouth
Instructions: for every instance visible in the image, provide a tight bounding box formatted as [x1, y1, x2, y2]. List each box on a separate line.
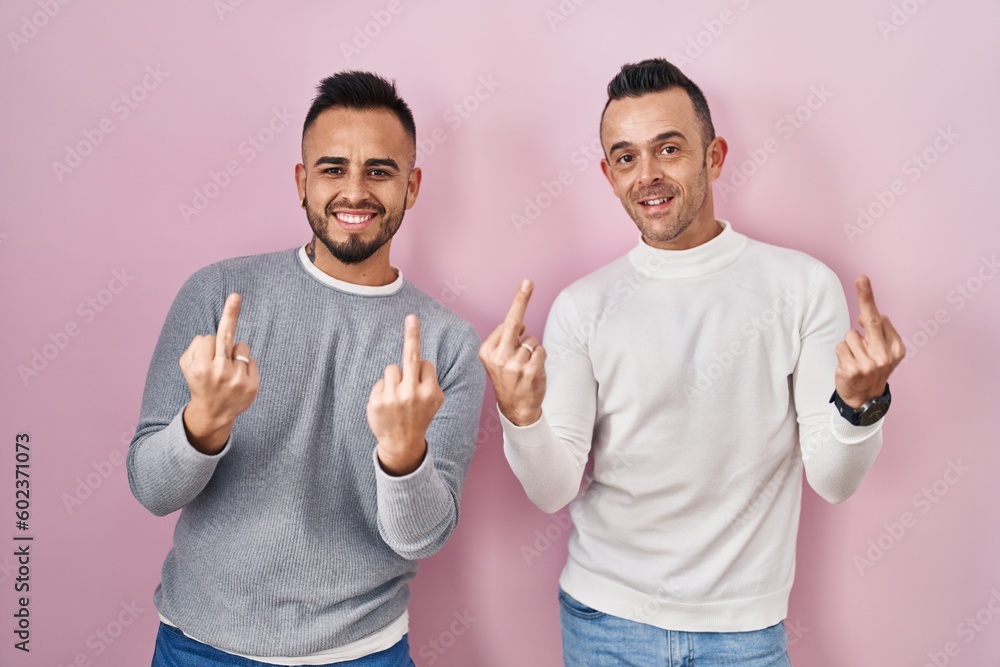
[333, 211, 377, 224]
[639, 196, 674, 207]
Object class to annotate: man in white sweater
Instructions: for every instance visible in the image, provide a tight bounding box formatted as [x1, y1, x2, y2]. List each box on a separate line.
[479, 59, 906, 665]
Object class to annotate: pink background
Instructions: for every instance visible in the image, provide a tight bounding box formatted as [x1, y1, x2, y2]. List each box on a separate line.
[2, 1, 998, 665]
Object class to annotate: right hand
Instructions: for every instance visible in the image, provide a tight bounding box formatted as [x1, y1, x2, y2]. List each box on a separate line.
[478, 279, 547, 426]
[179, 293, 260, 454]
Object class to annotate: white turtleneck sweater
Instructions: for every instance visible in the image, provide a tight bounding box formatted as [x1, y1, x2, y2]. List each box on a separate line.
[501, 220, 883, 632]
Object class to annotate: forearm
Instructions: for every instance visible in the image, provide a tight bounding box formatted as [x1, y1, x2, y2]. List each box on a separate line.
[501, 409, 587, 513]
[126, 410, 229, 516]
[374, 446, 458, 559]
[801, 406, 883, 504]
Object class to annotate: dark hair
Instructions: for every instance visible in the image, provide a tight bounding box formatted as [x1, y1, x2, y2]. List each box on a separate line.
[302, 71, 416, 161]
[601, 59, 715, 148]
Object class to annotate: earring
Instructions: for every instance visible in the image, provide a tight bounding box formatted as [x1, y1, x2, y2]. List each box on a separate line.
[300, 197, 306, 208]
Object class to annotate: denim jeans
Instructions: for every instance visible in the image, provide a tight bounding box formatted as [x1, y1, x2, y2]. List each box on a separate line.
[560, 589, 792, 666]
[151, 623, 415, 667]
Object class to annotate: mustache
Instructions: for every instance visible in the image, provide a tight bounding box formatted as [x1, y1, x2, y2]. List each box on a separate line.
[631, 185, 680, 203]
[324, 199, 385, 216]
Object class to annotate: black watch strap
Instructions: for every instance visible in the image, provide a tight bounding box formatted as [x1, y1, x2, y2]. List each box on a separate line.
[829, 383, 891, 426]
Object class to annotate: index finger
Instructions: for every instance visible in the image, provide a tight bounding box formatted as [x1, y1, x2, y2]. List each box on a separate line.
[215, 293, 242, 359]
[402, 314, 421, 381]
[499, 279, 534, 347]
[855, 276, 882, 327]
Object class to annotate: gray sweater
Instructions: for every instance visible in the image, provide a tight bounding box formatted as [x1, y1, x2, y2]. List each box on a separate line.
[126, 248, 486, 656]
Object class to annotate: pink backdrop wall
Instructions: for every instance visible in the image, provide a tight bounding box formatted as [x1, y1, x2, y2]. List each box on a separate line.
[2, 1, 998, 665]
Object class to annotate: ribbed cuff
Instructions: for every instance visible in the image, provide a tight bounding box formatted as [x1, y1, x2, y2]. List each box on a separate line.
[497, 405, 551, 450]
[827, 404, 884, 444]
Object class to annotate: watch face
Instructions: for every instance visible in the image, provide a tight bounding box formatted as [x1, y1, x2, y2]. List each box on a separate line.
[859, 402, 889, 426]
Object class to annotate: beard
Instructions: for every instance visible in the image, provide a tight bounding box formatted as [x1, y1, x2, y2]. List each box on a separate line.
[305, 196, 405, 265]
[626, 161, 710, 245]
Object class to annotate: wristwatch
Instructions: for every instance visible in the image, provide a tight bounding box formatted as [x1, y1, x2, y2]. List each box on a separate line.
[829, 383, 891, 426]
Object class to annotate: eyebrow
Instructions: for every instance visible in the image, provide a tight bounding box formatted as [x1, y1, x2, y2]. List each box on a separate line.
[312, 156, 401, 172]
[608, 131, 687, 155]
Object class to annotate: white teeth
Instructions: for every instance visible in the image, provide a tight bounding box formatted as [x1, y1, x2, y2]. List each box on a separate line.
[335, 212, 373, 224]
[643, 198, 667, 206]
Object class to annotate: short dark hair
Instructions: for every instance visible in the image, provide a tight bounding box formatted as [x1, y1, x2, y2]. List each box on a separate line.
[302, 71, 416, 162]
[601, 58, 715, 149]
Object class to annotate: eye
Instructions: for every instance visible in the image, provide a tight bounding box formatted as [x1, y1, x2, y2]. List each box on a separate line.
[323, 167, 343, 175]
[616, 154, 634, 164]
[660, 146, 678, 155]
[368, 169, 389, 177]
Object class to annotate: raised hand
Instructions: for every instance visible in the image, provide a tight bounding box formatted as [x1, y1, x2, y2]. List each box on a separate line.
[367, 314, 445, 476]
[834, 276, 906, 408]
[180, 293, 260, 454]
[478, 279, 547, 426]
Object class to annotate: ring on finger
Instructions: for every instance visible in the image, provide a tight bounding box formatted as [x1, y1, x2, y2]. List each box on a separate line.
[234, 355, 251, 364]
[519, 342, 535, 354]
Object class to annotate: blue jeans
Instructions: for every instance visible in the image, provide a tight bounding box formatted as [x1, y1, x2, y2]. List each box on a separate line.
[151, 622, 414, 667]
[560, 589, 792, 666]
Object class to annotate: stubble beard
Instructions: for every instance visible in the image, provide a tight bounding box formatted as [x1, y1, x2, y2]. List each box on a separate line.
[305, 197, 405, 265]
[629, 161, 710, 245]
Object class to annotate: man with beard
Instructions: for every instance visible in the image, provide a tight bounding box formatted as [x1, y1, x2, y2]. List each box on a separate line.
[128, 71, 485, 666]
[480, 59, 905, 665]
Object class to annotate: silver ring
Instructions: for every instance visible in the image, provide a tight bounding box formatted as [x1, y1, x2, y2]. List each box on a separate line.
[234, 355, 251, 364]
[519, 342, 535, 354]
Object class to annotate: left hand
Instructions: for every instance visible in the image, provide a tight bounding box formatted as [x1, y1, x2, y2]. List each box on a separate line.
[834, 276, 906, 408]
[367, 314, 445, 475]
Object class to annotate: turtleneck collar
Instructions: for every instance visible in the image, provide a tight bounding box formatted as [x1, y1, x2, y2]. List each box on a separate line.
[627, 219, 747, 279]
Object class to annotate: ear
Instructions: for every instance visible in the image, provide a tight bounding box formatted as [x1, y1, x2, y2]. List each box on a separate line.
[405, 167, 422, 210]
[599, 158, 621, 199]
[295, 163, 307, 204]
[705, 136, 729, 182]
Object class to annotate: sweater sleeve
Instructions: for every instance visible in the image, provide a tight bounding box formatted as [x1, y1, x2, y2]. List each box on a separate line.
[374, 322, 486, 559]
[794, 263, 883, 504]
[501, 290, 596, 514]
[126, 265, 231, 517]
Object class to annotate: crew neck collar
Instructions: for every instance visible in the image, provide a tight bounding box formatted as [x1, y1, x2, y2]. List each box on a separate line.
[296, 246, 404, 296]
[627, 219, 747, 279]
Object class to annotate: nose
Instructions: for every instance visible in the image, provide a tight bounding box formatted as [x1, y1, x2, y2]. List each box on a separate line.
[636, 154, 664, 188]
[340, 169, 369, 205]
